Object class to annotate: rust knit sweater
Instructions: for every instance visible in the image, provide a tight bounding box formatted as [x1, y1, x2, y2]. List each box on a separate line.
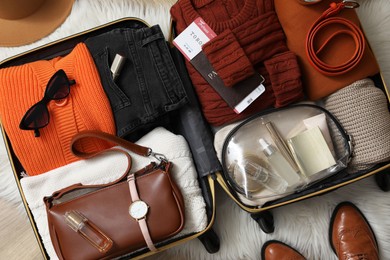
[0, 43, 116, 175]
[171, 0, 304, 125]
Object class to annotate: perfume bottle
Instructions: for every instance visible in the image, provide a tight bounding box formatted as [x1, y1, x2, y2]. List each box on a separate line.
[234, 157, 288, 194]
[64, 210, 113, 253]
[259, 138, 302, 188]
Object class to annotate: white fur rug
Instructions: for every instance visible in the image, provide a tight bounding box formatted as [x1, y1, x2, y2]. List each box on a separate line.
[1, 0, 390, 259]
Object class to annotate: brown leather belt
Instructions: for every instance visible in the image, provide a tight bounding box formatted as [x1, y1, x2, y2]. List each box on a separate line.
[305, 1, 365, 76]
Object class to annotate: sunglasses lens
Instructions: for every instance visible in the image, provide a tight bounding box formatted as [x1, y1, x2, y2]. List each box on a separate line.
[21, 103, 49, 129]
[19, 69, 74, 136]
[45, 70, 71, 100]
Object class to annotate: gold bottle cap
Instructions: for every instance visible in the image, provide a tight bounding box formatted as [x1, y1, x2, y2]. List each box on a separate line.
[64, 210, 86, 232]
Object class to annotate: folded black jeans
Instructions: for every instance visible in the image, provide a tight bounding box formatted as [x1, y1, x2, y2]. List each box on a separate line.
[85, 25, 187, 137]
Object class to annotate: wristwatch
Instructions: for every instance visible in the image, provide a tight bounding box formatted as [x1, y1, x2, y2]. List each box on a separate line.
[128, 174, 157, 251]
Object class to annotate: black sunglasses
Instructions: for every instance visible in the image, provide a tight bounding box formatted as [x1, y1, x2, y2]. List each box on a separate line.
[19, 69, 76, 137]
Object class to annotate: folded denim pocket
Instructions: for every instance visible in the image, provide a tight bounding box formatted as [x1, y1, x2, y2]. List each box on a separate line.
[85, 26, 188, 138]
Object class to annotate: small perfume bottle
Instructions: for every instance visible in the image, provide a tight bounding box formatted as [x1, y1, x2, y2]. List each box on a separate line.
[259, 138, 302, 188]
[234, 157, 288, 194]
[64, 210, 113, 253]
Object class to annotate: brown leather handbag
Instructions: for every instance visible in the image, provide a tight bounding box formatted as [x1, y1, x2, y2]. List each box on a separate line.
[44, 130, 185, 260]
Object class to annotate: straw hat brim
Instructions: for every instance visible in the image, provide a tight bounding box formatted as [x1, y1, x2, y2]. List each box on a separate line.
[0, 0, 75, 47]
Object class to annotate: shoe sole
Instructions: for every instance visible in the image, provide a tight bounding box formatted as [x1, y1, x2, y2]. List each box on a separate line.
[328, 201, 378, 255]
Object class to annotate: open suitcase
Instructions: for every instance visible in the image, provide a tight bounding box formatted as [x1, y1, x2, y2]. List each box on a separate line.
[168, 0, 390, 234]
[1, 0, 390, 259]
[0, 18, 222, 259]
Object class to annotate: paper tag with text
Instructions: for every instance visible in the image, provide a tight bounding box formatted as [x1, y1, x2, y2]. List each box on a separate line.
[173, 17, 216, 61]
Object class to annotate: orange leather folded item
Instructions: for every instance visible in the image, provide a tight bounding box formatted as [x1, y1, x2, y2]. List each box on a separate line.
[274, 0, 379, 100]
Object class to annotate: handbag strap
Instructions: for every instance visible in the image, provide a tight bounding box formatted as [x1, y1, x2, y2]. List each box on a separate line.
[44, 131, 162, 205]
[71, 130, 151, 158]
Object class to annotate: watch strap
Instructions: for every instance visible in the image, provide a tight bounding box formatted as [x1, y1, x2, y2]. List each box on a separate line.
[128, 174, 140, 201]
[128, 174, 157, 252]
[139, 218, 156, 251]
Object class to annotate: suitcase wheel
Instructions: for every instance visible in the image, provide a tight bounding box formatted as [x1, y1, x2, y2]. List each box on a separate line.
[375, 169, 390, 192]
[250, 211, 275, 234]
[198, 228, 220, 254]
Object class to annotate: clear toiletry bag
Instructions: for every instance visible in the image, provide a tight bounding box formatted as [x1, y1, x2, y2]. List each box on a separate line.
[219, 103, 352, 207]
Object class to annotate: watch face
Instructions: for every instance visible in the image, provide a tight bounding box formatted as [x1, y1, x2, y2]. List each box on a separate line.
[129, 200, 148, 220]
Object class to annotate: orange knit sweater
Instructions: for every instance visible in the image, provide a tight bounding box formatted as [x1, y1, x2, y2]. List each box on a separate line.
[0, 43, 116, 175]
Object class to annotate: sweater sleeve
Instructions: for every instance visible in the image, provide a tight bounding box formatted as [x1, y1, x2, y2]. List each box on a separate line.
[264, 51, 305, 107]
[201, 11, 289, 88]
[232, 11, 288, 64]
[201, 29, 255, 88]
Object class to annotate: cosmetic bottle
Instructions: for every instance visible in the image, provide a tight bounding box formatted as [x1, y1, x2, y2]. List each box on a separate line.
[65, 210, 113, 253]
[234, 156, 288, 194]
[259, 138, 302, 188]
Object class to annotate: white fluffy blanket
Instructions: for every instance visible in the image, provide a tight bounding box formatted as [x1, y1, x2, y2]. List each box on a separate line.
[1, 0, 390, 259]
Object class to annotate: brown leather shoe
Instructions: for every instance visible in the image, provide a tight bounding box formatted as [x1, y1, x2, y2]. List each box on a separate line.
[329, 201, 379, 260]
[261, 240, 306, 260]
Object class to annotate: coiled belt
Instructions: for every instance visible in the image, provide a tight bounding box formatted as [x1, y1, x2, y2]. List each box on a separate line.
[305, 1, 365, 76]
